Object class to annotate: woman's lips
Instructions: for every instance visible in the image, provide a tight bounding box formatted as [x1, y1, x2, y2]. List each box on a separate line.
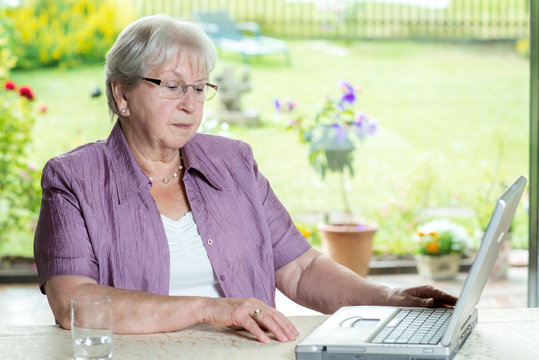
[173, 123, 191, 130]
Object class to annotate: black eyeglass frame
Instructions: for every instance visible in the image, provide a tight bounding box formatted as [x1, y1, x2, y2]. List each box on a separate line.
[139, 77, 218, 101]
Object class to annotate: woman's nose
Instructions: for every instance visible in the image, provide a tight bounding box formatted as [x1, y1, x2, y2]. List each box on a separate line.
[177, 89, 196, 112]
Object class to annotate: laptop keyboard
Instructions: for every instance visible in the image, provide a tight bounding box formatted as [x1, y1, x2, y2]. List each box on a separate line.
[371, 308, 453, 345]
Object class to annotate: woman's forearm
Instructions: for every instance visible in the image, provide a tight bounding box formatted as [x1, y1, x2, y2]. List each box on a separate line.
[45, 275, 205, 334]
[293, 253, 391, 313]
[81, 284, 206, 333]
[277, 248, 458, 313]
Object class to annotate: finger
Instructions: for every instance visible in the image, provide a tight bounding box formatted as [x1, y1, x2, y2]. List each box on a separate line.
[406, 286, 458, 306]
[255, 312, 290, 342]
[436, 302, 455, 309]
[436, 291, 458, 306]
[269, 311, 299, 340]
[404, 285, 458, 308]
[433, 297, 457, 308]
[242, 316, 272, 343]
[420, 287, 458, 306]
[257, 309, 299, 342]
[406, 295, 435, 307]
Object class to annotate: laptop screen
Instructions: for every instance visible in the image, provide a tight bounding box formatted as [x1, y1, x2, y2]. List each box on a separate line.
[441, 175, 526, 347]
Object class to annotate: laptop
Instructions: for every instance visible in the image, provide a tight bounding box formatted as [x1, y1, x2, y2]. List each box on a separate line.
[296, 175, 527, 360]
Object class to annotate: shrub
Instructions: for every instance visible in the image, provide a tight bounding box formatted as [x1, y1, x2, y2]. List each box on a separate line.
[5, 0, 136, 69]
[0, 17, 41, 255]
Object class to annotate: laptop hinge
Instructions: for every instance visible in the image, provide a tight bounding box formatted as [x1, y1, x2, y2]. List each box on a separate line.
[441, 310, 477, 347]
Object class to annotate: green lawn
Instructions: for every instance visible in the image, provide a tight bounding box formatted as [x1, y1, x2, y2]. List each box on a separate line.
[10, 39, 529, 256]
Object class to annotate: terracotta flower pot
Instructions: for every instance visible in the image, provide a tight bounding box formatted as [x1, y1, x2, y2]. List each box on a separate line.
[318, 222, 378, 277]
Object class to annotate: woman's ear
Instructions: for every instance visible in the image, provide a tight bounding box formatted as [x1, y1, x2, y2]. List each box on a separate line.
[111, 81, 130, 117]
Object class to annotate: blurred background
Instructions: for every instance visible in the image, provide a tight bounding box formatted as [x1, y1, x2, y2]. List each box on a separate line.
[0, 0, 530, 272]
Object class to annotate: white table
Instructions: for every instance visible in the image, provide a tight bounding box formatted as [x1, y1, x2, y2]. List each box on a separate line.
[1, 308, 539, 359]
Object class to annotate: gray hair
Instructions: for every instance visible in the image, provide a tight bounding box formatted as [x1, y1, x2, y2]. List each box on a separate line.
[105, 14, 217, 119]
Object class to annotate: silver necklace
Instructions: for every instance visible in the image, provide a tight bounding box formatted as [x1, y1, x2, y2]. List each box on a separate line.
[148, 154, 184, 184]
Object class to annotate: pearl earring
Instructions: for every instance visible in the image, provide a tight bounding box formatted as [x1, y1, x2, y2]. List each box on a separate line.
[121, 108, 126, 114]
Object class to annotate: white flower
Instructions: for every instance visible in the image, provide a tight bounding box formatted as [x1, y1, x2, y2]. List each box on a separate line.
[416, 218, 473, 252]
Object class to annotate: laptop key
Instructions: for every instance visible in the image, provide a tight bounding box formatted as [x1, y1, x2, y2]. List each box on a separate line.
[396, 338, 411, 344]
[371, 307, 454, 345]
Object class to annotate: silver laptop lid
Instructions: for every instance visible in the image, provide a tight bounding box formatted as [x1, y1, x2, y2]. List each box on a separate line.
[441, 175, 526, 347]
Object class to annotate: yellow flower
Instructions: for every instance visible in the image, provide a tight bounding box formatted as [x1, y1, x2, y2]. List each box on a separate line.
[296, 225, 312, 238]
[516, 38, 529, 55]
[425, 241, 440, 255]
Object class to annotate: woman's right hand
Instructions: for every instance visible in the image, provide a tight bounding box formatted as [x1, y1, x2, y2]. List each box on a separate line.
[200, 297, 298, 343]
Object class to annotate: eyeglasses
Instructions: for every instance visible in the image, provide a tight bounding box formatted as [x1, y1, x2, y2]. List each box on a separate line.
[140, 77, 218, 102]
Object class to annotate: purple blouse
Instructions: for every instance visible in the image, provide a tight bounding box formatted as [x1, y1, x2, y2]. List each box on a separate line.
[33, 121, 310, 307]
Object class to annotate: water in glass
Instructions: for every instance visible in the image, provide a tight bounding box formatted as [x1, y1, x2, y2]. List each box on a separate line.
[72, 327, 113, 360]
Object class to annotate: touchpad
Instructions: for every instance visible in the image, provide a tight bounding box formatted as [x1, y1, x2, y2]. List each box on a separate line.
[340, 316, 380, 328]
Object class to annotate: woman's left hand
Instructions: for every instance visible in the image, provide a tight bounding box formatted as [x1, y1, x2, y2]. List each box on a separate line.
[200, 297, 298, 343]
[385, 285, 458, 308]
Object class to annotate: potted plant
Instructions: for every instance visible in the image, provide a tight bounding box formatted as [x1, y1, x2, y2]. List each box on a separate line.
[414, 219, 472, 280]
[275, 80, 378, 276]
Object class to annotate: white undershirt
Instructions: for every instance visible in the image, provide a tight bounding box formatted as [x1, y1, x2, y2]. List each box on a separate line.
[161, 212, 223, 297]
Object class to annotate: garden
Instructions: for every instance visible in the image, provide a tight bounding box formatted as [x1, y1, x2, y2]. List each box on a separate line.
[0, 0, 530, 268]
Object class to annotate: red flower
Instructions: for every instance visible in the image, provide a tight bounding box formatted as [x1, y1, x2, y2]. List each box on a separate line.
[19, 86, 35, 101]
[38, 104, 47, 113]
[5, 81, 16, 90]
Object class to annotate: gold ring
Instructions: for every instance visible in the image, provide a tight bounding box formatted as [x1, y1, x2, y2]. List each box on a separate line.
[252, 308, 261, 319]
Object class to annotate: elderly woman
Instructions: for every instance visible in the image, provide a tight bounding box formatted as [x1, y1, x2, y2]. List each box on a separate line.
[34, 14, 456, 344]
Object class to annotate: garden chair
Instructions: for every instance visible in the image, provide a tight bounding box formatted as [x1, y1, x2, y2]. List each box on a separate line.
[193, 10, 290, 65]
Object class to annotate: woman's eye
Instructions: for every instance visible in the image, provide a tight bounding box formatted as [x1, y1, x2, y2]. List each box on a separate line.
[163, 82, 179, 90]
[193, 85, 205, 94]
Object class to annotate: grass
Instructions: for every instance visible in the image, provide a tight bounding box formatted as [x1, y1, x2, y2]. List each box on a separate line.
[9, 39, 529, 257]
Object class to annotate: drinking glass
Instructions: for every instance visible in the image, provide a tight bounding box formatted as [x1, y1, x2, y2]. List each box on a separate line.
[71, 295, 113, 360]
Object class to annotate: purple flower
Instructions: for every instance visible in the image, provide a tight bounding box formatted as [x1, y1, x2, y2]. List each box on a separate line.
[354, 112, 367, 126]
[353, 113, 368, 138]
[367, 118, 378, 136]
[331, 122, 347, 143]
[273, 98, 281, 113]
[351, 113, 378, 139]
[274, 97, 296, 113]
[339, 80, 356, 105]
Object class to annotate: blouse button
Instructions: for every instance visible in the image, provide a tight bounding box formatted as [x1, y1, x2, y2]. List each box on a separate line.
[220, 275, 226, 281]
[207, 238, 214, 245]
